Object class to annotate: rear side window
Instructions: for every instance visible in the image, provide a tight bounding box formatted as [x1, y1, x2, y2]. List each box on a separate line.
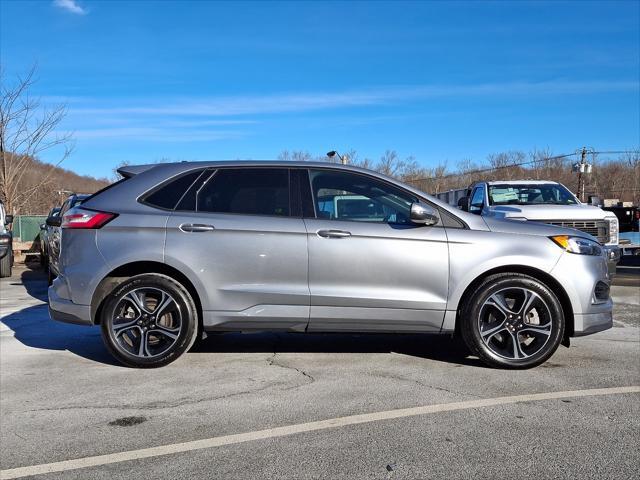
[143, 170, 203, 210]
[197, 168, 290, 216]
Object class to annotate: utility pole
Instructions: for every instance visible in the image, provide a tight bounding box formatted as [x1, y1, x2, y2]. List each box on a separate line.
[573, 147, 593, 202]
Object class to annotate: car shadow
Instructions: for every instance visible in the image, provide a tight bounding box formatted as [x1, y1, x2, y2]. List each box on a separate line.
[1, 304, 120, 366]
[193, 331, 482, 367]
[18, 263, 49, 302]
[4, 264, 481, 368]
[2, 304, 480, 368]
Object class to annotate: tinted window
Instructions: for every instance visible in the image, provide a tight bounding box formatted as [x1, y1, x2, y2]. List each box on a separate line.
[176, 169, 214, 211]
[309, 170, 416, 224]
[59, 200, 72, 216]
[197, 168, 290, 216]
[144, 170, 203, 210]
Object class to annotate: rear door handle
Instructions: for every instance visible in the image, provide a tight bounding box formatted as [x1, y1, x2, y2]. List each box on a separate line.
[317, 229, 351, 239]
[179, 223, 215, 233]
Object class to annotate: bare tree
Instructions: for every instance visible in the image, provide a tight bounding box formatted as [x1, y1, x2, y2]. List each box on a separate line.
[0, 65, 74, 213]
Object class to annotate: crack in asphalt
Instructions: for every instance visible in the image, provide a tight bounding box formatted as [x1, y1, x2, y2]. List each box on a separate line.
[266, 352, 316, 384]
[369, 371, 482, 399]
[265, 334, 315, 388]
[24, 381, 288, 413]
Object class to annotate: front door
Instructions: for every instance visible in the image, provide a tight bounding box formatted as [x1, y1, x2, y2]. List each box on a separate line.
[165, 167, 310, 332]
[303, 169, 449, 333]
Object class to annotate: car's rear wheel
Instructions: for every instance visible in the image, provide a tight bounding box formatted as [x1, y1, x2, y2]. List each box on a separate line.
[100, 274, 198, 368]
[460, 273, 564, 369]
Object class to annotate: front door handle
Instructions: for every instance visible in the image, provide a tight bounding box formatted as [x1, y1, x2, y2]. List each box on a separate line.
[317, 229, 351, 239]
[179, 223, 215, 233]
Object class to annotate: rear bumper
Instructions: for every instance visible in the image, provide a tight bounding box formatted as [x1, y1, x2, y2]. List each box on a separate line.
[48, 277, 93, 326]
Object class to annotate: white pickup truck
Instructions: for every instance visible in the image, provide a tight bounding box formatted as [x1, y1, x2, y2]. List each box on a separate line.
[436, 180, 620, 274]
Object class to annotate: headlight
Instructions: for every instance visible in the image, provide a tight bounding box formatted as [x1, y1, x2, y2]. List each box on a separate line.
[550, 235, 603, 255]
[606, 217, 618, 245]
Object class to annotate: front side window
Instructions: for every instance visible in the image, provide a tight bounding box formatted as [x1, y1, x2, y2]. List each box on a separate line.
[197, 168, 290, 216]
[309, 170, 416, 224]
[469, 186, 485, 214]
[488, 184, 578, 205]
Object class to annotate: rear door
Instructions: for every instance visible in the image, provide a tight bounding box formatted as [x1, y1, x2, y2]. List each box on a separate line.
[165, 167, 310, 332]
[302, 168, 449, 333]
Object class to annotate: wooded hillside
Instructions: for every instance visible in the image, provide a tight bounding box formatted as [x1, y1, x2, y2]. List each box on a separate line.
[4, 155, 109, 214]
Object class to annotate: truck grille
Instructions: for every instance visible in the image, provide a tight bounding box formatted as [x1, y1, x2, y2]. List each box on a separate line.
[539, 219, 609, 243]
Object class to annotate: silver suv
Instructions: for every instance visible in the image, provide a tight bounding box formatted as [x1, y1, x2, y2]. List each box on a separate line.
[48, 162, 613, 369]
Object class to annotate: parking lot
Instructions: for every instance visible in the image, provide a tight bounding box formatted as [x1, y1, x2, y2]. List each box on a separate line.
[1, 263, 638, 479]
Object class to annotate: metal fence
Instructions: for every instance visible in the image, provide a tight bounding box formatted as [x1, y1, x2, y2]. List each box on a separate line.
[12, 215, 47, 243]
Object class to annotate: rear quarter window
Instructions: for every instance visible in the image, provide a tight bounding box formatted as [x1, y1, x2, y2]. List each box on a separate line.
[142, 170, 204, 210]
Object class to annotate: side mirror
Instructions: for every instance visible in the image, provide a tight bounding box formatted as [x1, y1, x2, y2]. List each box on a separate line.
[457, 196, 469, 212]
[4, 215, 13, 225]
[46, 216, 62, 227]
[410, 202, 439, 226]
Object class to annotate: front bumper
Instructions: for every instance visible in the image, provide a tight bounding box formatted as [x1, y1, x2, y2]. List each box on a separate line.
[573, 310, 613, 336]
[604, 245, 620, 277]
[550, 251, 613, 337]
[0, 234, 10, 259]
[48, 276, 93, 326]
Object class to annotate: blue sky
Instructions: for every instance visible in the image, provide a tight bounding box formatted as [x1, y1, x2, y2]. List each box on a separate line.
[1, 0, 638, 179]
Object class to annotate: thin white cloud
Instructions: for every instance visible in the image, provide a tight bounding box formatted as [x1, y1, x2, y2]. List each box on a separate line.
[54, 80, 637, 144]
[69, 80, 638, 118]
[53, 0, 87, 15]
[68, 127, 244, 142]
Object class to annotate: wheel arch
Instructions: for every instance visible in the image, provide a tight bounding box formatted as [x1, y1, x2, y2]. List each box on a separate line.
[454, 265, 574, 340]
[91, 261, 203, 331]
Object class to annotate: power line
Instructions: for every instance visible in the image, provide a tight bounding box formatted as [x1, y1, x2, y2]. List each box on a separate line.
[404, 150, 637, 185]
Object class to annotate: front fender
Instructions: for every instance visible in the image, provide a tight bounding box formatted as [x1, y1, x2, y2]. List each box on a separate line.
[445, 229, 563, 309]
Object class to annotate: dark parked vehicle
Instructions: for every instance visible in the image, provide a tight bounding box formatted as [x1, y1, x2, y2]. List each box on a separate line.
[0, 200, 13, 278]
[602, 205, 638, 233]
[49, 162, 612, 369]
[40, 206, 61, 267]
[45, 193, 89, 284]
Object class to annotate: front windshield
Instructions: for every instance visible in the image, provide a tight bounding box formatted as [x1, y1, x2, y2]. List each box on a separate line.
[488, 184, 578, 206]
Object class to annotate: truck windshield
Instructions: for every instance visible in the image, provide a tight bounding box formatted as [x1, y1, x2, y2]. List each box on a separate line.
[488, 184, 578, 206]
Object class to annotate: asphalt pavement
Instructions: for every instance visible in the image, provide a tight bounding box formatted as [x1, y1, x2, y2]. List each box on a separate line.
[0, 262, 638, 479]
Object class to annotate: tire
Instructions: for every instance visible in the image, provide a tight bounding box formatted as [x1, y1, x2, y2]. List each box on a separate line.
[460, 273, 564, 369]
[100, 273, 198, 368]
[47, 267, 56, 286]
[0, 252, 11, 278]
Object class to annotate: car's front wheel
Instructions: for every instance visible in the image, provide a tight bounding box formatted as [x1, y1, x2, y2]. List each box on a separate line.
[100, 274, 198, 368]
[460, 273, 564, 369]
[0, 252, 11, 278]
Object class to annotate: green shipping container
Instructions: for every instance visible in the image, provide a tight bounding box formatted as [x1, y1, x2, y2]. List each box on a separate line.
[12, 215, 47, 243]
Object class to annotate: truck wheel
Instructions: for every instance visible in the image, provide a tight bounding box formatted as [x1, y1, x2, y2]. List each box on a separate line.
[0, 252, 11, 278]
[100, 274, 198, 368]
[460, 273, 564, 369]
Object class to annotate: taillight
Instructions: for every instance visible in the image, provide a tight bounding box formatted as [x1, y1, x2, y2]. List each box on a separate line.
[62, 209, 117, 229]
